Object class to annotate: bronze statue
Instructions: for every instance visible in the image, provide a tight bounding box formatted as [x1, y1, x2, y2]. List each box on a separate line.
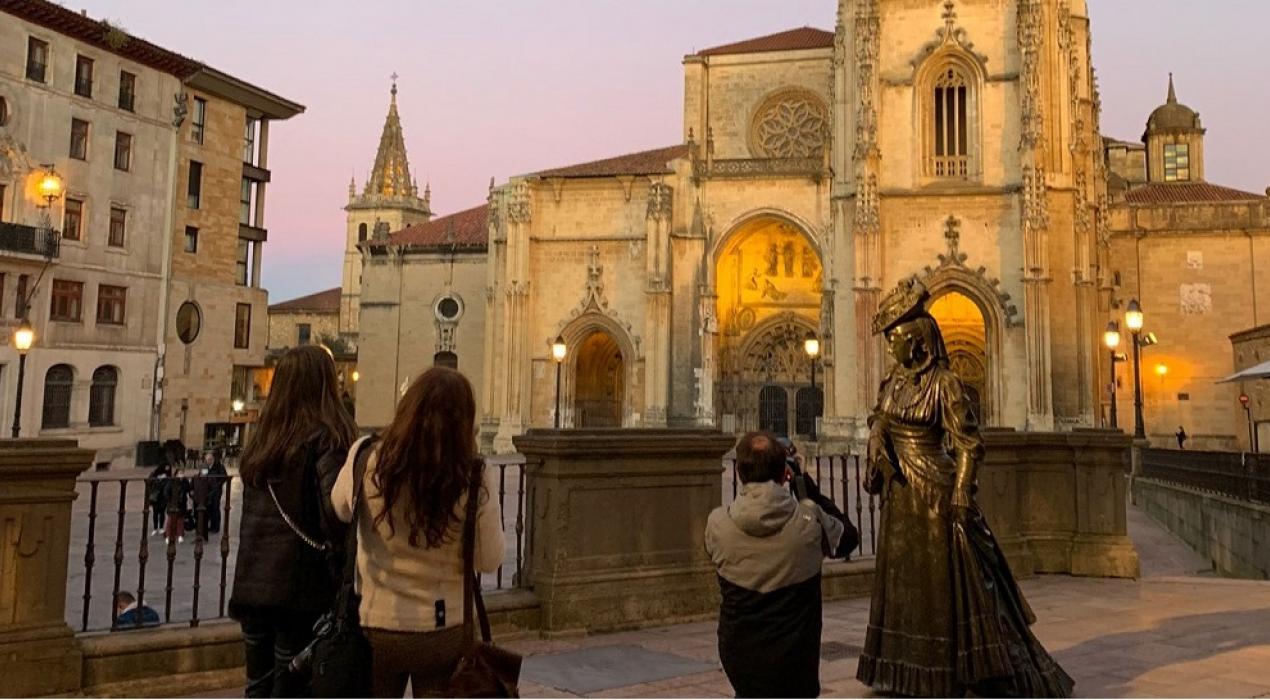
[856, 277, 1074, 698]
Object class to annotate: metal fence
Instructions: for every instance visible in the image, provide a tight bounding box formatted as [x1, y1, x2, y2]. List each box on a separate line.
[68, 458, 529, 633]
[1140, 448, 1270, 505]
[722, 453, 878, 560]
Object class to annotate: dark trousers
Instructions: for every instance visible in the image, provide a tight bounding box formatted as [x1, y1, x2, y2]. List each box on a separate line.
[239, 607, 321, 698]
[151, 506, 165, 530]
[365, 625, 467, 698]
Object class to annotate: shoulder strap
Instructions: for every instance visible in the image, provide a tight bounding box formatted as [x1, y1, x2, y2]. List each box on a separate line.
[335, 435, 378, 622]
[461, 459, 493, 644]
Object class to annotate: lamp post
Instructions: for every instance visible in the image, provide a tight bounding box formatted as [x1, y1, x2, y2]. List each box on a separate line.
[10, 319, 33, 438]
[1241, 393, 1257, 453]
[1124, 299, 1146, 440]
[1103, 321, 1123, 430]
[551, 335, 567, 429]
[804, 331, 821, 442]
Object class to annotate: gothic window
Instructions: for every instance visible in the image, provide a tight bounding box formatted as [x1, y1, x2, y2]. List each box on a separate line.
[1164, 144, 1190, 182]
[358, 223, 367, 242]
[929, 66, 973, 178]
[89, 366, 118, 427]
[42, 364, 73, 429]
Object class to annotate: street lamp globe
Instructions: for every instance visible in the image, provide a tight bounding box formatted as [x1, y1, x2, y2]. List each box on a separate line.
[231, 399, 245, 413]
[351, 369, 360, 383]
[803, 332, 820, 359]
[37, 166, 64, 203]
[1124, 299, 1144, 332]
[1103, 321, 1120, 350]
[551, 335, 567, 362]
[1155, 364, 1168, 377]
[13, 319, 34, 353]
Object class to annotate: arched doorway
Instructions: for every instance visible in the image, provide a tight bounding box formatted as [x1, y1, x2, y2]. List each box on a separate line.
[713, 214, 824, 436]
[928, 291, 987, 423]
[573, 330, 623, 428]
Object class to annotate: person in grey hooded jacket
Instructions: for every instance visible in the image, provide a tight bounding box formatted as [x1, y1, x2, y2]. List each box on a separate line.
[706, 431, 845, 698]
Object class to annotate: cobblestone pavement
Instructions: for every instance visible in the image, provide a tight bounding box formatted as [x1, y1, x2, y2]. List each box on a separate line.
[194, 505, 1270, 698]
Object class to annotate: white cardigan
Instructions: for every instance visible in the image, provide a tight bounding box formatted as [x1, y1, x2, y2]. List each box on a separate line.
[331, 436, 505, 632]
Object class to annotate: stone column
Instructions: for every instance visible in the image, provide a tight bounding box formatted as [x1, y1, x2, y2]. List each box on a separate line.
[513, 428, 736, 634]
[0, 439, 95, 697]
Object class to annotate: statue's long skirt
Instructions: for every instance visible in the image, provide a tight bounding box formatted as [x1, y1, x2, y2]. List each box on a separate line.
[856, 477, 1075, 698]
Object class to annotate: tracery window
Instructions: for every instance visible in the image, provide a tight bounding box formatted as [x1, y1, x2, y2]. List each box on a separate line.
[1163, 144, 1190, 182]
[929, 66, 973, 179]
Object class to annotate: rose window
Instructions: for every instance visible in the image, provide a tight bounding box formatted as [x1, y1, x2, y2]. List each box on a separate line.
[750, 90, 829, 159]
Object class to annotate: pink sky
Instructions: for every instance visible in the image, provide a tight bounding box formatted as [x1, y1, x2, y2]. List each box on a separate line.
[77, 0, 1270, 301]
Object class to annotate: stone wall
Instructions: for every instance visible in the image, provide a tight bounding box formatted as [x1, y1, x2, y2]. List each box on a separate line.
[1230, 324, 1270, 451]
[266, 309, 339, 351]
[1133, 477, 1270, 580]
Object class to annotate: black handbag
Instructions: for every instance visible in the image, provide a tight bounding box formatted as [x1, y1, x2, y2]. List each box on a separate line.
[447, 461, 523, 698]
[279, 437, 377, 698]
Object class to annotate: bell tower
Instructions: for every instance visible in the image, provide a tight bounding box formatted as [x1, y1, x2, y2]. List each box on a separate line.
[341, 77, 432, 341]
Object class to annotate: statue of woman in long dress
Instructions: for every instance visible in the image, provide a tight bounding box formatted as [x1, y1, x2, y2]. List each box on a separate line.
[855, 277, 1074, 698]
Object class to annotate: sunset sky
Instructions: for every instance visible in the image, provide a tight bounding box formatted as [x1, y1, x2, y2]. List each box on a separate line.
[75, 0, 1270, 300]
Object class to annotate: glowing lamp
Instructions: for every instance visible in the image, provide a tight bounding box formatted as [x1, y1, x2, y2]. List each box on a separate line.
[1103, 321, 1120, 350]
[37, 166, 64, 202]
[351, 369, 360, 382]
[231, 399, 245, 413]
[551, 335, 567, 363]
[1155, 364, 1168, 377]
[803, 332, 820, 359]
[13, 319, 34, 353]
[1124, 299, 1144, 333]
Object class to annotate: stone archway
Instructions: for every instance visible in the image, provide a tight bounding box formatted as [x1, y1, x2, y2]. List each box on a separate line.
[573, 330, 624, 428]
[712, 213, 824, 436]
[929, 290, 989, 423]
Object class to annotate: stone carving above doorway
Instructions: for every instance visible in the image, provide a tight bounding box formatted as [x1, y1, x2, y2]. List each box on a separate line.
[749, 88, 829, 159]
[915, 215, 1020, 327]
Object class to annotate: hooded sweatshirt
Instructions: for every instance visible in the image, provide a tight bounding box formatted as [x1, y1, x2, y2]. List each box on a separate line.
[705, 480, 845, 699]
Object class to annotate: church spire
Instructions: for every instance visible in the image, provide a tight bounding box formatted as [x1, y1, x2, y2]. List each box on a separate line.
[364, 75, 418, 200]
[1167, 72, 1177, 104]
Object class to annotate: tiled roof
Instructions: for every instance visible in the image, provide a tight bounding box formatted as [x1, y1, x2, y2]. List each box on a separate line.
[696, 27, 834, 57]
[535, 144, 689, 179]
[1124, 182, 1266, 205]
[269, 287, 341, 313]
[388, 205, 489, 248]
[1, 0, 202, 78]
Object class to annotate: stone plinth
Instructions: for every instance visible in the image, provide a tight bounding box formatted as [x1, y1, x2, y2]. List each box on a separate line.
[0, 439, 95, 697]
[513, 429, 736, 635]
[979, 429, 1140, 579]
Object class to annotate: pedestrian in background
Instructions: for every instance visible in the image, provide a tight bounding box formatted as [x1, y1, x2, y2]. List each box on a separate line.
[230, 345, 358, 698]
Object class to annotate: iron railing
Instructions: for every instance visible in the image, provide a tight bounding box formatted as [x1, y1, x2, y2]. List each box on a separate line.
[0, 221, 60, 258]
[722, 453, 878, 559]
[69, 457, 530, 633]
[1140, 448, 1270, 505]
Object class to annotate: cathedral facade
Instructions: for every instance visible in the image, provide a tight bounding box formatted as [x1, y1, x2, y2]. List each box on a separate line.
[346, 0, 1267, 453]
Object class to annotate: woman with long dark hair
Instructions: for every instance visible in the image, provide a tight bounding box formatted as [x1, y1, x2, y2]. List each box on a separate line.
[230, 345, 357, 698]
[332, 366, 504, 698]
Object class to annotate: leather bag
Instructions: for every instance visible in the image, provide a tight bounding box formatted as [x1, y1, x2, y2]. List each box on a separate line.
[447, 461, 523, 698]
[279, 437, 377, 698]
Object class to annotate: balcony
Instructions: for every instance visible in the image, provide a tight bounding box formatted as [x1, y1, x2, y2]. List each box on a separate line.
[0, 221, 60, 258]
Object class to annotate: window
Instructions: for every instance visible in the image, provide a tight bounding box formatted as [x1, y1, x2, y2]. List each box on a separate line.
[50, 279, 83, 321]
[236, 239, 250, 286]
[89, 366, 118, 427]
[63, 198, 83, 241]
[930, 66, 971, 178]
[243, 118, 257, 164]
[433, 351, 458, 370]
[184, 226, 199, 253]
[118, 71, 136, 111]
[297, 323, 311, 345]
[436, 296, 462, 320]
[187, 161, 202, 209]
[358, 223, 367, 242]
[0, 183, 6, 221]
[70, 118, 89, 160]
[1164, 143, 1191, 182]
[74, 55, 94, 98]
[26, 37, 48, 82]
[97, 285, 126, 325]
[240, 178, 253, 225]
[191, 97, 207, 144]
[0, 273, 5, 317]
[114, 132, 131, 171]
[108, 207, 126, 247]
[176, 301, 201, 344]
[234, 303, 252, 349]
[42, 364, 74, 429]
[15, 274, 28, 319]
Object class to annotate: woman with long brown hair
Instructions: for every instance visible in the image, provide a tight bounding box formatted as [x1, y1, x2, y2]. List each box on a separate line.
[230, 345, 358, 698]
[332, 366, 504, 698]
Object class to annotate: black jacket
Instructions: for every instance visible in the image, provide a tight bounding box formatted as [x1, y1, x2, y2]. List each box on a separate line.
[229, 436, 348, 616]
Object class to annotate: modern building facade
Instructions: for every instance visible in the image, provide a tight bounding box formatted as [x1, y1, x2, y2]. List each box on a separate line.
[0, 1, 302, 462]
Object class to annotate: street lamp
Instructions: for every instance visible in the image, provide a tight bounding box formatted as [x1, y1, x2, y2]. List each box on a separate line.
[1241, 393, 1257, 453]
[1103, 321, 1124, 430]
[1124, 299, 1147, 440]
[38, 166, 64, 202]
[10, 319, 33, 438]
[231, 399, 245, 413]
[804, 331, 821, 442]
[551, 335, 567, 429]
